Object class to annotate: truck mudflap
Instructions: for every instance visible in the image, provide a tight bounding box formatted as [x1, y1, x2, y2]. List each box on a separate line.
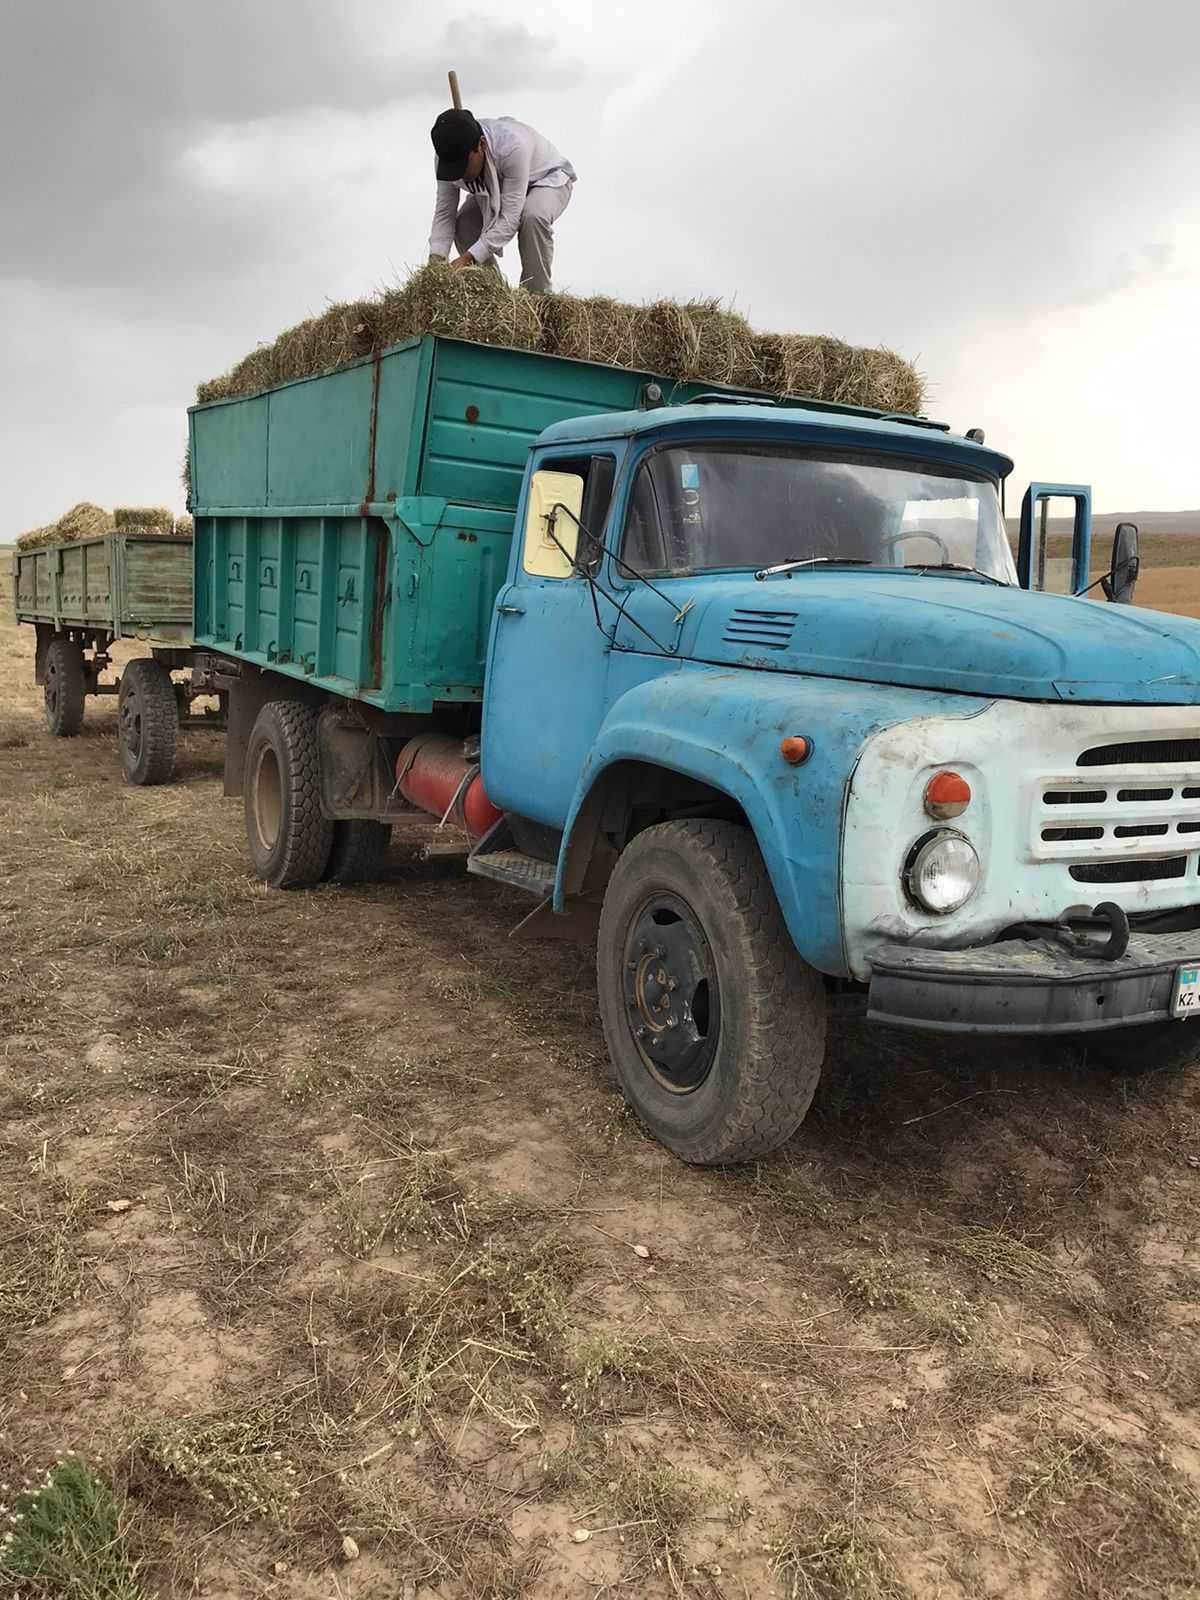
[866, 928, 1200, 1034]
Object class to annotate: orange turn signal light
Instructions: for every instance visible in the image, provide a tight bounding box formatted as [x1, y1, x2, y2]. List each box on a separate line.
[924, 769, 972, 819]
[780, 736, 812, 766]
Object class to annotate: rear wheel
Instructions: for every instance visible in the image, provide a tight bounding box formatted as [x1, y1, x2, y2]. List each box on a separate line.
[244, 701, 333, 888]
[118, 659, 178, 785]
[597, 819, 826, 1165]
[324, 819, 391, 885]
[44, 636, 85, 737]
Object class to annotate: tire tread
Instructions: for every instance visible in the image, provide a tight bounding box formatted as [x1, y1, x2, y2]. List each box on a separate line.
[598, 819, 825, 1164]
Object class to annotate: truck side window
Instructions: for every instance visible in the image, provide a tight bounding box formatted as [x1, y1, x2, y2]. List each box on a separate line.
[542, 454, 617, 573]
[623, 462, 665, 572]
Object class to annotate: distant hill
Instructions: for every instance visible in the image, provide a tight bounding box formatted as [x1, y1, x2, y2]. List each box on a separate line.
[1006, 510, 1200, 542]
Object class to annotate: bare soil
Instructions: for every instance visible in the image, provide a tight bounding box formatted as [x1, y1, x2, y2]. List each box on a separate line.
[3, 614, 1200, 1599]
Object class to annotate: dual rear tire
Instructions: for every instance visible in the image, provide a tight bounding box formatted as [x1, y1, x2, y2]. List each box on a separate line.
[244, 701, 389, 889]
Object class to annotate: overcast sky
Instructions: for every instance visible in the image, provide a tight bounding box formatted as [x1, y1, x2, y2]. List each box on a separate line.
[2, 0, 1198, 535]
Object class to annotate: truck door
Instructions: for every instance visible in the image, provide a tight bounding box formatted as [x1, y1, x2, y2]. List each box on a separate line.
[482, 452, 617, 829]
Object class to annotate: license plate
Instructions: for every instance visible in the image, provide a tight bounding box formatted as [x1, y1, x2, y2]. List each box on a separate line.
[1172, 966, 1200, 1019]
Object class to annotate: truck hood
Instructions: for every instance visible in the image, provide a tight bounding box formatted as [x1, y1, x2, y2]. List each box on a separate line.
[659, 573, 1200, 704]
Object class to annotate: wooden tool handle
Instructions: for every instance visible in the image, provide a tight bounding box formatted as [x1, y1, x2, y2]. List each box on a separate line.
[448, 70, 462, 110]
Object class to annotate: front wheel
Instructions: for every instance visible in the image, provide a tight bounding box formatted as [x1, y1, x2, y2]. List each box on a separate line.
[596, 819, 826, 1165]
[244, 701, 333, 888]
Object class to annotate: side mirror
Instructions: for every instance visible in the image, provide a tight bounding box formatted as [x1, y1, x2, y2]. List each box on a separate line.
[522, 469, 584, 579]
[1102, 521, 1139, 605]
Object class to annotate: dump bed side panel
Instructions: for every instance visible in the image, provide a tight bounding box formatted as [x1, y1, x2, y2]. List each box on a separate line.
[421, 339, 660, 510]
[189, 334, 750, 712]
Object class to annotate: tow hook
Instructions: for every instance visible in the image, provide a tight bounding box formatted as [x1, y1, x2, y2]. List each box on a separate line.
[1001, 901, 1130, 963]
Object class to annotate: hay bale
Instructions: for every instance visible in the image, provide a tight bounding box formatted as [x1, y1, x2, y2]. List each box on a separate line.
[377, 261, 542, 351]
[114, 506, 173, 532]
[634, 299, 762, 390]
[539, 293, 643, 369]
[54, 503, 112, 543]
[194, 262, 924, 418]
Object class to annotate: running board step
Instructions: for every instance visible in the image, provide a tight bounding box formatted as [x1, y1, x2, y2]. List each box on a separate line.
[466, 848, 557, 897]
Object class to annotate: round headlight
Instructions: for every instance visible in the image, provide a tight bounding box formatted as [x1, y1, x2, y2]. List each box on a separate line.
[905, 830, 980, 914]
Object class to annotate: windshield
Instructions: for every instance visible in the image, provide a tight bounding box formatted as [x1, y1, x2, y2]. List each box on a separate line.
[622, 444, 1017, 584]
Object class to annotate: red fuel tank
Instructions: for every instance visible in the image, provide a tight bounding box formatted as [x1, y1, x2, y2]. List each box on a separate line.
[395, 735, 503, 839]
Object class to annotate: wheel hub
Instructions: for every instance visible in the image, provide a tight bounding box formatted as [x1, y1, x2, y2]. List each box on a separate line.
[622, 893, 719, 1093]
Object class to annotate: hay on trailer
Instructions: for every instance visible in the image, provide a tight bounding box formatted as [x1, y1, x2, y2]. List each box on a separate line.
[175, 514, 194, 538]
[16, 503, 114, 551]
[114, 506, 174, 532]
[195, 261, 925, 417]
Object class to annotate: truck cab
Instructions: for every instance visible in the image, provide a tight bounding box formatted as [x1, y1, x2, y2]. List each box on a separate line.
[473, 402, 1200, 1160]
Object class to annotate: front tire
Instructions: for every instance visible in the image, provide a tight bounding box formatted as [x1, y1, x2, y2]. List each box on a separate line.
[118, 659, 179, 785]
[597, 819, 826, 1165]
[44, 636, 85, 737]
[244, 701, 333, 888]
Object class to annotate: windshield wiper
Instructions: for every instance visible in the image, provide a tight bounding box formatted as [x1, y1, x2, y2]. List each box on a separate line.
[908, 562, 1007, 586]
[755, 557, 875, 581]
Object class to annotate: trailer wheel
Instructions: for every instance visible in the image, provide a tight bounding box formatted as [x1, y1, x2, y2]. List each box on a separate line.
[118, 659, 178, 786]
[596, 819, 826, 1165]
[244, 700, 333, 888]
[44, 636, 85, 737]
[324, 820, 391, 885]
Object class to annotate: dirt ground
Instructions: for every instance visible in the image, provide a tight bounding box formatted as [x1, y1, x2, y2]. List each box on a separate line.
[3, 611, 1200, 1600]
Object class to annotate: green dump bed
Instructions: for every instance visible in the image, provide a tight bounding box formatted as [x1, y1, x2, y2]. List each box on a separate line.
[14, 532, 193, 642]
[189, 334, 735, 714]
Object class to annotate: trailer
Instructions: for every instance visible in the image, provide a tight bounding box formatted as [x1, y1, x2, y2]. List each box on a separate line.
[13, 529, 226, 784]
[187, 328, 1200, 1168]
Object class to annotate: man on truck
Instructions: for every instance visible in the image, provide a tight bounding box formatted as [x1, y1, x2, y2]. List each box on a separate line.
[428, 109, 576, 294]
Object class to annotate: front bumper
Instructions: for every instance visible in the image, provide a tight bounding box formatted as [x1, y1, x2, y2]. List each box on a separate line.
[866, 928, 1200, 1034]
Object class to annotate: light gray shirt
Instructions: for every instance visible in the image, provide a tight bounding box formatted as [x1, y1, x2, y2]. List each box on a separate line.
[429, 116, 576, 265]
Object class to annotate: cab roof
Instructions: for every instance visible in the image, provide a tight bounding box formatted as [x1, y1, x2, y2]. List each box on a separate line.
[536, 401, 1014, 480]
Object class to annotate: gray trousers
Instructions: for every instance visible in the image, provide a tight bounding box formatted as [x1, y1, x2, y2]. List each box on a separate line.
[454, 184, 573, 294]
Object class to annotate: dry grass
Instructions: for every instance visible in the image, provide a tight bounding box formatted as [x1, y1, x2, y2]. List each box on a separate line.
[4, 611, 1200, 1597]
[194, 261, 924, 415]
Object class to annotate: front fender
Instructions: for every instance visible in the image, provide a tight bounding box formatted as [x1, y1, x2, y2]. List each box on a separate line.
[555, 663, 990, 976]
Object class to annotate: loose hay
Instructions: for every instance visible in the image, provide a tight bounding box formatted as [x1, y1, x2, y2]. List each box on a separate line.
[196, 262, 924, 416]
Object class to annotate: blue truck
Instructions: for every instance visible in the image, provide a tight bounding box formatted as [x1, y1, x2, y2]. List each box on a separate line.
[189, 332, 1197, 1165]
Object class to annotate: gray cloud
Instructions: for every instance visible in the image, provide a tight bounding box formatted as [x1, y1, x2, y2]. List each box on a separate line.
[0, 0, 1197, 529]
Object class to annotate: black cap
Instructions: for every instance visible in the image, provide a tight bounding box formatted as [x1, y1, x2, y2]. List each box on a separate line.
[431, 109, 483, 181]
